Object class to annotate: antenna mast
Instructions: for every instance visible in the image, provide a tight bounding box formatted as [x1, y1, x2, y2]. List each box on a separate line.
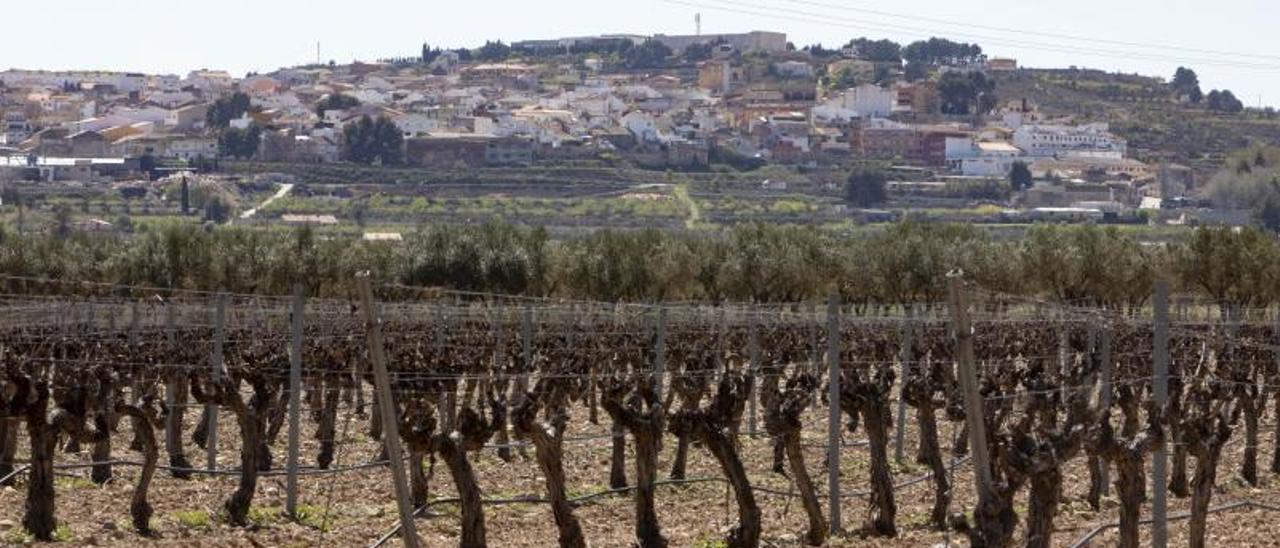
[695, 13, 701, 36]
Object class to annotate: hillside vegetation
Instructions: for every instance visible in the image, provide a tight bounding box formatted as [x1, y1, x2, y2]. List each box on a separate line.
[993, 69, 1280, 170]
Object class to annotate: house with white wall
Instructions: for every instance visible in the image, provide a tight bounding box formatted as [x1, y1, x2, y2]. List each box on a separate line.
[946, 137, 1025, 176]
[1013, 123, 1126, 158]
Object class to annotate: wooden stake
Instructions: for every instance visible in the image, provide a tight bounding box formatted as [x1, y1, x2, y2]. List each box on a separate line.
[286, 285, 305, 517]
[747, 305, 760, 436]
[1152, 280, 1170, 548]
[894, 305, 913, 465]
[947, 275, 994, 501]
[163, 300, 180, 470]
[206, 293, 226, 472]
[1097, 324, 1113, 496]
[826, 291, 842, 534]
[653, 306, 667, 402]
[356, 274, 421, 548]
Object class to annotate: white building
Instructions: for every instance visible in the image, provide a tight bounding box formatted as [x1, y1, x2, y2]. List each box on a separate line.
[166, 136, 218, 160]
[814, 84, 897, 120]
[947, 138, 1025, 176]
[1013, 123, 1126, 158]
[3, 112, 32, 145]
[392, 113, 439, 137]
[622, 111, 659, 143]
[186, 70, 235, 93]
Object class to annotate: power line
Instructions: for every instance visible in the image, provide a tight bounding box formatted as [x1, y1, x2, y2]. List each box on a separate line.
[773, 0, 1280, 62]
[660, 0, 1280, 71]
[691, 0, 1280, 69]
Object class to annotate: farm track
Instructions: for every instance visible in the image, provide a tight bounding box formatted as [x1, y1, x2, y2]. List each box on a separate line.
[238, 183, 293, 221]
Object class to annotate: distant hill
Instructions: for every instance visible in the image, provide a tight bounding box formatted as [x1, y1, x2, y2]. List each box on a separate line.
[992, 68, 1280, 173]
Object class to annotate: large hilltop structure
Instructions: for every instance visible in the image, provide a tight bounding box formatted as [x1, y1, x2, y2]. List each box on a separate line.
[513, 30, 787, 54]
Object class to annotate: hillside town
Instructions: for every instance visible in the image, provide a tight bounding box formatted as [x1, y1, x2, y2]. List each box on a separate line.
[0, 30, 1241, 224]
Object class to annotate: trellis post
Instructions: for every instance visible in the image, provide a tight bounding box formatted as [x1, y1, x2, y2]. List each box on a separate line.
[1152, 281, 1170, 548]
[163, 299, 180, 474]
[286, 285, 305, 518]
[521, 304, 533, 395]
[653, 306, 667, 402]
[826, 291, 842, 534]
[356, 274, 421, 548]
[440, 303, 455, 431]
[894, 304, 914, 464]
[947, 275, 994, 501]
[1097, 323, 1114, 496]
[747, 304, 760, 436]
[206, 292, 226, 472]
[809, 302, 820, 380]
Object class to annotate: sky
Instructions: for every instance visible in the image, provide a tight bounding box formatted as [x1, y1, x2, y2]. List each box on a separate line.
[4, 0, 1278, 106]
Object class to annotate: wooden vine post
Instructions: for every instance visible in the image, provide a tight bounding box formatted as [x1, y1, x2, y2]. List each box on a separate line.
[947, 275, 995, 501]
[1097, 324, 1114, 496]
[163, 299, 178, 461]
[206, 293, 226, 472]
[356, 273, 421, 548]
[826, 291, 842, 534]
[747, 304, 760, 436]
[286, 285, 305, 518]
[895, 305, 914, 464]
[1152, 280, 1170, 548]
[653, 306, 667, 401]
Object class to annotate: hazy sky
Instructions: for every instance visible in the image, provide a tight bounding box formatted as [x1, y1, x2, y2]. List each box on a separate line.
[5, 0, 1278, 105]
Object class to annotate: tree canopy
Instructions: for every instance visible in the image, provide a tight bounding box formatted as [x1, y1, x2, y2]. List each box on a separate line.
[1009, 161, 1033, 191]
[903, 38, 983, 66]
[624, 40, 674, 70]
[476, 40, 513, 62]
[217, 125, 261, 160]
[1, 220, 1278, 309]
[1206, 146, 1280, 229]
[846, 38, 902, 63]
[937, 71, 998, 115]
[314, 93, 360, 118]
[845, 167, 888, 207]
[1171, 67, 1203, 103]
[342, 115, 404, 166]
[1206, 89, 1245, 113]
[205, 92, 251, 129]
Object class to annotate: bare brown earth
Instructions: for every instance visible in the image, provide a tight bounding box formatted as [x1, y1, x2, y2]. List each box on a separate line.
[2, 394, 1279, 547]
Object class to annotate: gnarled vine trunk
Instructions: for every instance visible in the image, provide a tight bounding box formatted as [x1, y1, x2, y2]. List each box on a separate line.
[117, 402, 158, 534]
[24, 386, 60, 541]
[1189, 440, 1226, 548]
[164, 375, 192, 479]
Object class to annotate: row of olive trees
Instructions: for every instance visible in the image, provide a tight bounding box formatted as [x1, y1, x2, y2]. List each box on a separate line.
[0, 221, 1277, 307]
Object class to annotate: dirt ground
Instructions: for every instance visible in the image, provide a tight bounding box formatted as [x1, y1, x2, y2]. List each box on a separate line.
[2, 393, 1280, 547]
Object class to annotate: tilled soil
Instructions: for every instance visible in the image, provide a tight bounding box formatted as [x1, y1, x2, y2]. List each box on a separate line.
[2, 396, 1280, 547]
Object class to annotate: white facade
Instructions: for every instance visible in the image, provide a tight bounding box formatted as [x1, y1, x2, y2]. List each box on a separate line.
[816, 84, 896, 120]
[167, 137, 218, 160]
[393, 113, 439, 137]
[622, 112, 658, 142]
[186, 70, 235, 92]
[960, 155, 1019, 177]
[147, 90, 197, 108]
[947, 138, 1025, 176]
[3, 112, 32, 145]
[1013, 123, 1126, 158]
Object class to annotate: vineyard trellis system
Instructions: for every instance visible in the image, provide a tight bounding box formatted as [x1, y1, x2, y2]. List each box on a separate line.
[1, 275, 1280, 547]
